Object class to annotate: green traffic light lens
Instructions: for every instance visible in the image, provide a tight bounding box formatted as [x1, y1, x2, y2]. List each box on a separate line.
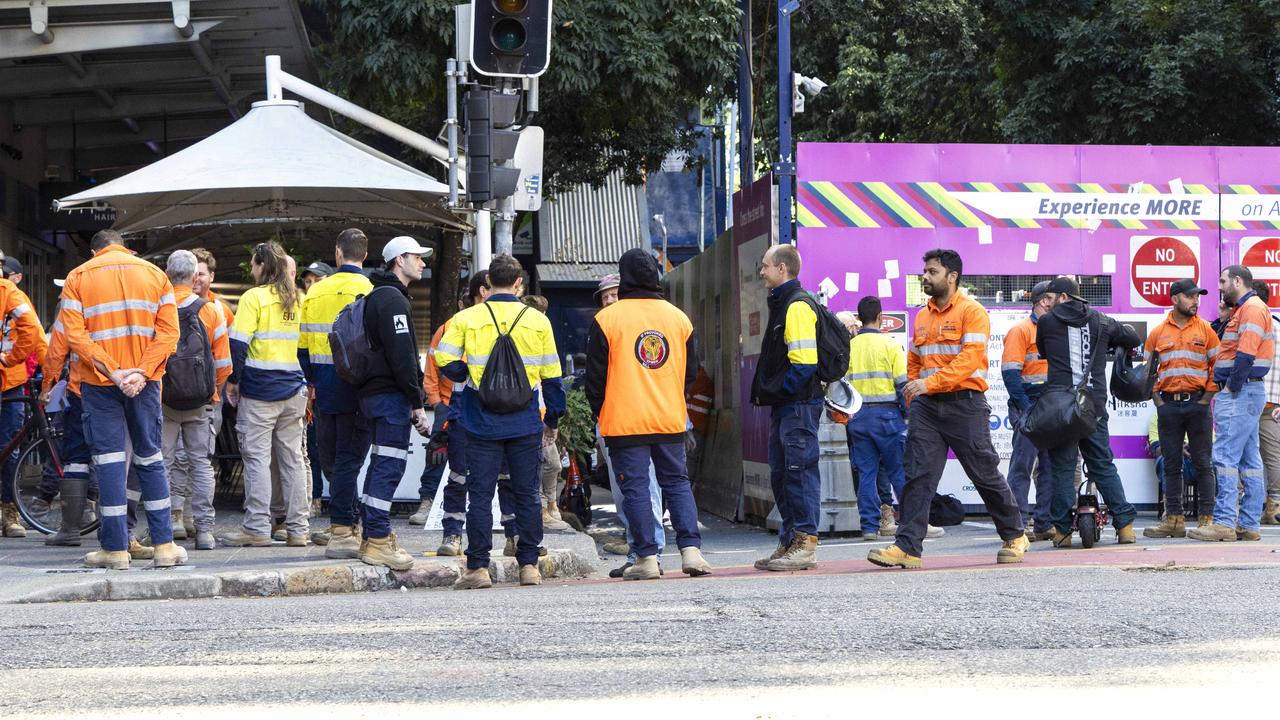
[491, 17, 527, 52]
[493, 0, 528, 12]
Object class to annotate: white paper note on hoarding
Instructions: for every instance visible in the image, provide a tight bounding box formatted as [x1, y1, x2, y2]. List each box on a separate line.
[978, 225, 992, 245]
[1169, 177, 1184, 194]
[1024, 242, 1040, 263]
[845, 272, 859, 292]
[818, 276, 839, 300]
[884, 259, 900, 279]
[878, 278, 892, 297]
[1102, 254, 1116, 273]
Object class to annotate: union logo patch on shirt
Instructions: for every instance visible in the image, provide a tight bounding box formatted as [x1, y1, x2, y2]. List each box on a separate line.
[635, 330, 669, 369]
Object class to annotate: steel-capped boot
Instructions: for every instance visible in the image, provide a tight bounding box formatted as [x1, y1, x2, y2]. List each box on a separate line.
[622, 555, 661, 580]
[997, 535, 1030, 564]
[323, 524, 360, 559]
[1051, 529, 1073, 548]
[453, 567, 493, 590]
[767, 532, 818, 571]
[407, 499, 432, 526]
[1264, 499, 1280, 526]
[867, 544, 922, 569]
[542, 503, 572, 532]
[1197, 514, 1214, 528]
[1115, 523, 1137, 544]
[271, 521, 287, 542]
[1237, 527, 1262, 541]
[128, 536, 154, 559]
[1, 502, 26, 537]
[194, 530, 215, 550]
[171, 509, 187, 541]
[1143, 515, 1185, 538]
[754, 541, 787, 570]
[84, 549, 130, 570]
[437, 534, 463, 556]
[151, 541, 188, 568]
[359, 533, 414, 571]
[1188, 522, 1238, 542]
[45, 478, 89, 547]
[519, 564, 543, 586]
[680, 546, 713, 576]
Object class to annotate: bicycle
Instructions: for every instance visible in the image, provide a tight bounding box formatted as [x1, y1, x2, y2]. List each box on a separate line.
[6, 379, 100, 536]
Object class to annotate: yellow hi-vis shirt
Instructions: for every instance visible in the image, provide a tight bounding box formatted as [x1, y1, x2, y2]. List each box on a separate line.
[847, 329, 907, 404]
[298, 268, 373, 414]
[435, 298, 560, 390]
[784, 300, 818, 366]
[229, 285, 304, 402]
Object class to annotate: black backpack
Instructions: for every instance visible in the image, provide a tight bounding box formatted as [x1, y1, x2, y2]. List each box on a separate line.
[929, 493, 965, 526]
[329, 286, 392, 386]
[162, 299, 216, 410]
[795, 293, 852, 384]
[477, 303, 533, 414]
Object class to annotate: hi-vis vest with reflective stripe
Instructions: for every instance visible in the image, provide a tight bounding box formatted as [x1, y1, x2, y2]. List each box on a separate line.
[1001, 317, 1047, 386]
[435, 298, 560, 392]
[847, 330, 907, 404]
[0, 279, 44, 392]
[230, 285, 303, 400]
[298, 270, 372, 367]
[1215, 293, 1275, 384]
[686, 366, 713, 433]
[59, 245, 179, 386]
[908, 291, 991, 394]
[595, 297, 693, 438]
[1144, 312, 1219, 393]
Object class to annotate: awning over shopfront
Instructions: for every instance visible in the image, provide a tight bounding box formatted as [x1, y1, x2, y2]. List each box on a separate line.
[54, 99, 465, 233]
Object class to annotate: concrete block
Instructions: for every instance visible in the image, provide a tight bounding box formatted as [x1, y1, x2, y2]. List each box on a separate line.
[107, 574, 221, 601]
[350, 564, 395, 592]
[282, 565, 353, 595]
[12, 578, 110, 604]
[218, 570, 284, 598]
[391, 561, 460, 589]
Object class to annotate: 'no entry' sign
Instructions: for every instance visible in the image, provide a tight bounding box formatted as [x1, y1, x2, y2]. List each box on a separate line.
[1241, 236, 1280, 309]
[1130, 235, 1200, 308]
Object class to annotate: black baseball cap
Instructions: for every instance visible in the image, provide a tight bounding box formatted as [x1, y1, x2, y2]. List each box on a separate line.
[1029, 280, 1052, 303]
[1169, 278, 1207, 297]
[302, 261, 334, 278]
[3, 257, 22, 275]
[1046, 276, 1086, 302]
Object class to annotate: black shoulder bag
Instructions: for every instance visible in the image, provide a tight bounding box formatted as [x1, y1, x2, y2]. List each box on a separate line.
[1016, 317, 1103, 450]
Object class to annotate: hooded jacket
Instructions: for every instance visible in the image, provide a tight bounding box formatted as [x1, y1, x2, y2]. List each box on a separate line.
[359, 269, 425, 407]
[1036, 298, 1139, 415]
[585, 249, 698, 446]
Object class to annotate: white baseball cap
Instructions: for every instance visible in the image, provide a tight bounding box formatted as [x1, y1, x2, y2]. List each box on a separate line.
[382, 236, 433, 263]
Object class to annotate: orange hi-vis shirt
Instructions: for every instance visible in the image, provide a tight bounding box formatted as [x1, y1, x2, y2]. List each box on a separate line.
[422, 320, 458, 407]
[175, 285, 233, 402]
[686, 366, 713, 433]
[1144, 311, 1220, 394]
[1001, 317, 1047, 386]
[909, 291, 991, 394]
[0, 280, 45, 392]
[43, 305, 88, 396]
[59, 245, 180, 387]
[1214, 292, 1275, 387]
[208, 291, 236, 334]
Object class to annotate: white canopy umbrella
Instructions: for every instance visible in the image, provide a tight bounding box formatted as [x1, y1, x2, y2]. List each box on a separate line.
[55, 100, 466, 233]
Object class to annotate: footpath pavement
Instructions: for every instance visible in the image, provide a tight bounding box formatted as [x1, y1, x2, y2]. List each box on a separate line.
[3, 500, 1280, 603]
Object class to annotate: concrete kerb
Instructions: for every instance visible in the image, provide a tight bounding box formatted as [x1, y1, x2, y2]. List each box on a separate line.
[6, 550, 595, 604]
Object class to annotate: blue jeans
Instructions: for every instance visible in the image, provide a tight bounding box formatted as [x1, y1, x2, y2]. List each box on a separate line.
[848, 405, 905, 531]
[315, 410, 371, 527]
[609, 442, 700, 557]
[601, 431, 665, 562]
[0, 386, 24, 503]
[1047, 415, 1137, 533]
[1212, 381, 1267, 530]
[81, 382, 171, 552]
[1007, 406, 1053, 532]
[464, 431, 542, 568]
[768, 400, 822, 542]
[358, 393, 410, 539]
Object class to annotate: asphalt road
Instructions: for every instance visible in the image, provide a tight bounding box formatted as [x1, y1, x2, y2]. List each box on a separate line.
[3, 541, 1278, 718]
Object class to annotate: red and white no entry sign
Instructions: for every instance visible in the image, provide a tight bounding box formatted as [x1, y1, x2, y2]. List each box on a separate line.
[1130, 235, 1200, 308]
[1241, 236, 1280, 309]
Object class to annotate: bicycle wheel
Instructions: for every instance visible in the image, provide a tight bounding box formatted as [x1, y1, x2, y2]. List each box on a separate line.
[1077, 513, 1097, 549]
[11, 438, 100, 536]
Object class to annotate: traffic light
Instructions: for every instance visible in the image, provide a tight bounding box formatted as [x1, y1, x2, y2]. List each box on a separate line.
[465, 88, 522, 202]
[470, 0, 553, 78]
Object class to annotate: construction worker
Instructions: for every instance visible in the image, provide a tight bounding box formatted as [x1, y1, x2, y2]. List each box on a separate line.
[1143, 278, 1218, 538]
[845, 295, 907, 542]
[0, 261, 45, 538]
[1192, 265, 1274, 542]
[297, 229, 373, 557]
[586, 249, 712, 580]
[685, 364, 713, 485]
[160, 250, 232, 551]
[60, 229, 183, 569]
[186, 247, 235, 538]
[522, 293, 573, 533]
[300, 261, 333, 292]
[221, 241, 309, 548]
[38, 298, 97, 546]
[437, 254, 565, 589]
[750, 245, 824, 572]
[1002, 280, 1054, 541]
[868, 249, 1027, 569]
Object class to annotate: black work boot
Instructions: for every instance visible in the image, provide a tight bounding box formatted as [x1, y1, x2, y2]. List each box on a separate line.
[45, 478, 89, 547]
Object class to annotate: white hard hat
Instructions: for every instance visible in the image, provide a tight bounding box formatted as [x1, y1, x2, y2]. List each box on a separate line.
[823, 380, 862, 416]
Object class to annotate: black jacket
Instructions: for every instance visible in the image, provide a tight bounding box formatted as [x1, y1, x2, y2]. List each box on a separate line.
[1036, 299, 1139, 415]
[750, 279, 822, 407]
[359, 270, 425, 407]
[585, 249, 697, 445]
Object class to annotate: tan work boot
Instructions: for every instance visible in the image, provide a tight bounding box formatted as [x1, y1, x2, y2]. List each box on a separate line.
[767, 532, 818, 571]
[170, 509, 187, 541]
[754, 541, 788, 570]
[1115, 524, 1136, 544]
[360, 534, 414, 571]
[1051, 529, 1072, 548]
[622, 555, 661, 580]
[286, 533, 308, 547]
[1264, 499, 1280, 526]
[407, 499, 432, 526]
[219, 529, 273, 547]
[1197, 514, 1214, 528]
[680, 546, 713, 576]
[128, 536, 154, 559]
[542, 504, 572, 532]
[84, 549, 130, 570]
[878, 504, 898, 535]
[453, 567, 493, 590]
[1143, 515, 1186, 538]
[1188, 523, 1238, 542]
[324, 525, 361, 559]
[437, 534, 463, 556]
[602, 539, 630, 555]
[183, 514, 195, 538]
[1237, 527, 1262, 541]
[271, 521, 287, 542]
[1028, 528, 1056, 542]
[997, 535, 1031, 564]
[867, 544, 922, 569]
[151, 542, 188, 568]
[1, 502, 26, 537]
[519, 564, 542, 586]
